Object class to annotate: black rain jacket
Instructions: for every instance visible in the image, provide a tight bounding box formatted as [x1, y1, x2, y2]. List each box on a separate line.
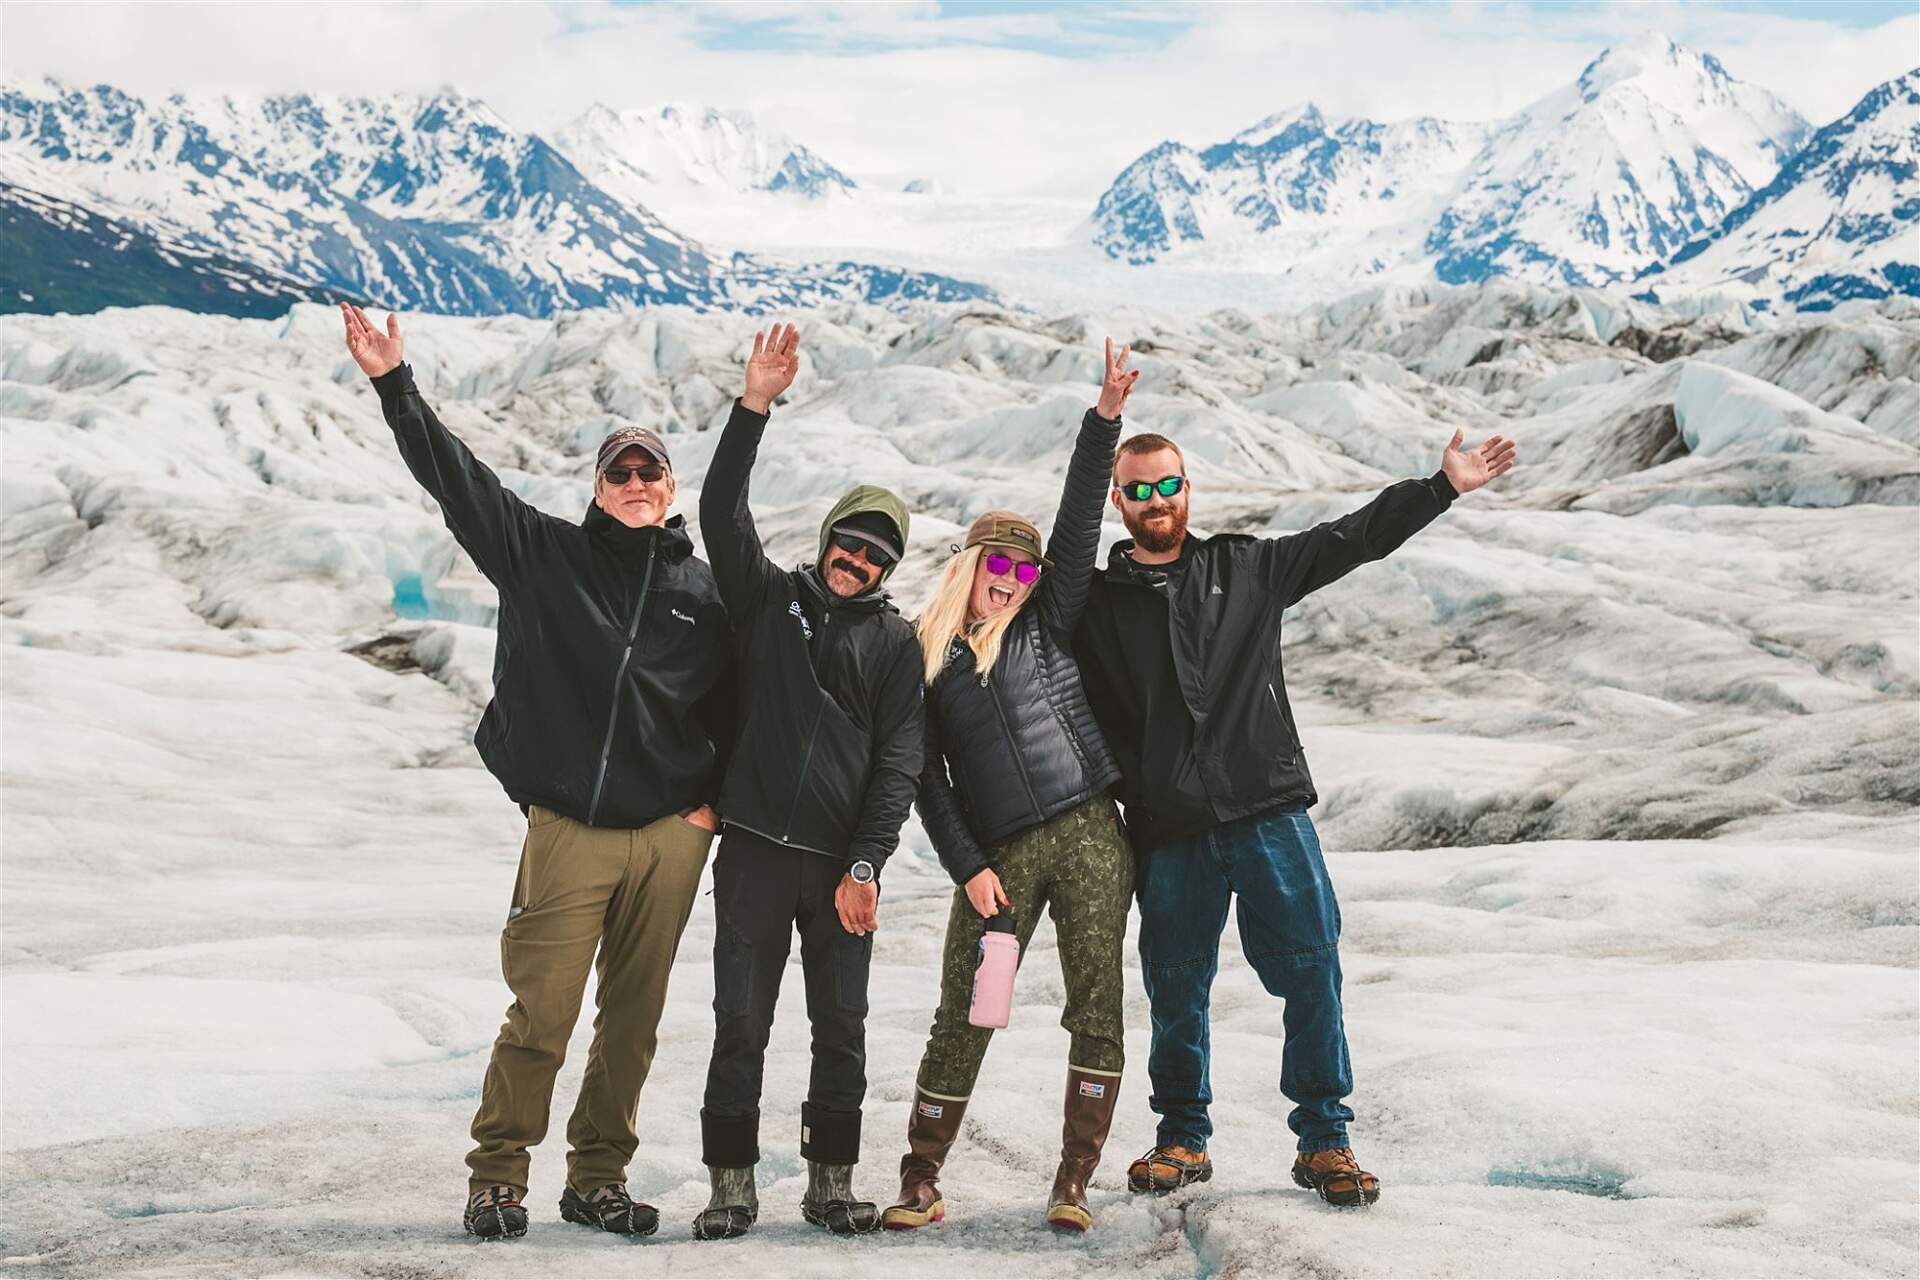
[1076, 470, 1457, 852]
[699, 400, 924, 871]
[371, 363, 732, 829]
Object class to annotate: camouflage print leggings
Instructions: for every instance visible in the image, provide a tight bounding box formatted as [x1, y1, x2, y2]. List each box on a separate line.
[915, 795, 1134, 1098]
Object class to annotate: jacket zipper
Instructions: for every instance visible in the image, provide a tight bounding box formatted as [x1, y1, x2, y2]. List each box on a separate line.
[1028, 612, 1092, 775]
[587, 541, 656, 825]
[987, 674, 1044, 821]
[782, 605, 830, 843]
[782, 703, 827, 843]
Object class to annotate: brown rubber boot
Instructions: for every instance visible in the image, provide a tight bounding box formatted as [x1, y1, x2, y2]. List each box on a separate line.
[1291, 1147, 1381, 1206]
[1126, 1144, 1211, 1193]
[882, 1090, 968, 1229]
[1045, 1067, 1122, 1231]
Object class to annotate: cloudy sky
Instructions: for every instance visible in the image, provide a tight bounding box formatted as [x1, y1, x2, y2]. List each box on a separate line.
[5, 0, 1914, 197]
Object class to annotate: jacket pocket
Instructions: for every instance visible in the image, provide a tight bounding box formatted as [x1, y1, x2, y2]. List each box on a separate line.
[1265, 683, 1299, 762]
[794, 694, 869, 849]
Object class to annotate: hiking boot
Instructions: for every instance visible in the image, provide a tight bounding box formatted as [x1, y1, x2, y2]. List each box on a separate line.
[559, 1183, 660, 1235]
[464, 1185, 528, 1239]
[1046, 1068, 1121, 1232]
[1126, 1144, 1211, 1193]
[693, 1165, 759, 1240]
[801, 1160, 882, 1235]
[883, 1090, 968, 1229]
[1292, 1147, 1380, 1207]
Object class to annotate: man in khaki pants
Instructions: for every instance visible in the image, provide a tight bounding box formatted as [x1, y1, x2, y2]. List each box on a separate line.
[343, 304, 734, 1240]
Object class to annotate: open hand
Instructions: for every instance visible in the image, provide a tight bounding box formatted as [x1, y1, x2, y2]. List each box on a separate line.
[743, 322, 800, 415]
[1095, 336, 1140, 420]
[1441, 429, 1517, 495]
[835, 873, 879, 936]
[964, 867, 1010, 919]
[341, 303, 403, 378]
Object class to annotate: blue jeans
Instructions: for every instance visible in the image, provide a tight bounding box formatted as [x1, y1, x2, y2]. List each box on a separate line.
[1136, 805, 1354, 1154]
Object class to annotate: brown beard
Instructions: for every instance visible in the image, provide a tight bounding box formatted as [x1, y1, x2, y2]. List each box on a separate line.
[1125, 504, 1189, 554]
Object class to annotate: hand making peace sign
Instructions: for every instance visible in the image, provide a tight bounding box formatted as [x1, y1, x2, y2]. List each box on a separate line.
[1096, 336, 1140, 420]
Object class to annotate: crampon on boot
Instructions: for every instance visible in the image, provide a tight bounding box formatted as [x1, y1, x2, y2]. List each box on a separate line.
[802, 1160, 882, 1235]
[1126, 1144, 1212, 1193]
[692, 1165, 759, 1240]
[559, 1182, 660, 1235]
[464, 1185, 528, 1240]
[1291, 1147, 1380, 1207]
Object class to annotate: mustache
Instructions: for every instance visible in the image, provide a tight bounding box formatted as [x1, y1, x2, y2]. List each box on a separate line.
[828, 554, 876, 580]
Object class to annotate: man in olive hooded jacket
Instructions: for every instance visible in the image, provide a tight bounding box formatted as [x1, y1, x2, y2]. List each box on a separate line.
[693, 323, 925, 1240]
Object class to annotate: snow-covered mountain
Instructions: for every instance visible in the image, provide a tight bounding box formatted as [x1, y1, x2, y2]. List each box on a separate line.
[1091, 35, 1811, 292]
[1090, 105, 1491, 272]
[1, 181, 336, 316]
[1644, 69, 1920, 312]
[1426, 34, 1808, 287]
[0, 79, 988, 317]
[0, 80, 710, 313]
[553, 102, 858, 208]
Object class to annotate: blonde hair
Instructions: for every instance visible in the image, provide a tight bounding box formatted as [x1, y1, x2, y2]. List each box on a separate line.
[915, 544, 1026, 683]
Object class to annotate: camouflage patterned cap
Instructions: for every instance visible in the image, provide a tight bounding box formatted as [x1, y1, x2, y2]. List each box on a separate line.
[595, 425, 671, 473]
[962, 510, 1051, 567]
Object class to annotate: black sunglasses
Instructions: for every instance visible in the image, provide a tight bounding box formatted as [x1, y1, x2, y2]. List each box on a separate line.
[831, 531, 897, 570]
[602, 463, 667, 486]
[1118, 475, 1186, 503]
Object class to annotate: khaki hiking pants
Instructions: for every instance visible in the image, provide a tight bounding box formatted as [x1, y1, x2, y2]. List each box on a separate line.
[466, 805, 714, 1195]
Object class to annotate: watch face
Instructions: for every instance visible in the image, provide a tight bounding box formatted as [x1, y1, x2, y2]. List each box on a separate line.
[852, 861, 875, 883]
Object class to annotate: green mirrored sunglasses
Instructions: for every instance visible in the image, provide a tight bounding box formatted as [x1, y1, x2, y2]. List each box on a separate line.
[1118, 475, 1186, 503]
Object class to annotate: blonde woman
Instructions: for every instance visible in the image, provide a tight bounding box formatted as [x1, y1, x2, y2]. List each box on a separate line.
[884, 340, 1139, 1234]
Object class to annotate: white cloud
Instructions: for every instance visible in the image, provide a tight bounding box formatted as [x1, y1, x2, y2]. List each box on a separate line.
[2, 1, 1910, 200]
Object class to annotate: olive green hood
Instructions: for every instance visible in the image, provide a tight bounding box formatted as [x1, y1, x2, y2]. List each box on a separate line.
[817, 483, 912, 585]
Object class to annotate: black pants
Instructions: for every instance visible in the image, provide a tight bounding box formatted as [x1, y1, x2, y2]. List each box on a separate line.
[700, 827, 873, 1167]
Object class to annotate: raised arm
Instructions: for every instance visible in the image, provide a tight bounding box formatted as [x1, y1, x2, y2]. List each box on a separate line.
[343, 304, 542, 585]
[699, 323, 801, 615]
[1260, 429, 1516, 607]
[1039, 338, 1135, 637]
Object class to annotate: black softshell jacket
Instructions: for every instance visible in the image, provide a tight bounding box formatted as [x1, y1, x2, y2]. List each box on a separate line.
[372, 363, 732, 828]
[916, 408, 1124, 886]
[1076, 470, 1457, 853]
[699, 400, 924, 871]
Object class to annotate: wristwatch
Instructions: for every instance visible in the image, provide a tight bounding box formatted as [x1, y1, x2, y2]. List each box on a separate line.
[849, 859, 877, 885]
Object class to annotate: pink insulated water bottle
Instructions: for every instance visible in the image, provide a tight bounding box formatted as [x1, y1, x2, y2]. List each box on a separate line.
[968, 910, 1020, 1029]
